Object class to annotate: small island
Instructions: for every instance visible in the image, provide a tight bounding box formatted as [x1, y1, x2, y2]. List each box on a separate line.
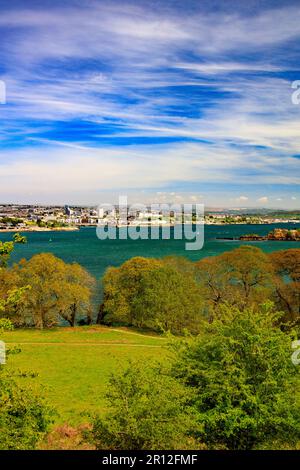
[218, 228, 300, 242]
[240, 228, 300, 241]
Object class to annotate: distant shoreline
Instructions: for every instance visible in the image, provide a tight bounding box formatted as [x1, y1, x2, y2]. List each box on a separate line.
[0, 226, 79, 233]
[0, 220, 299, 233]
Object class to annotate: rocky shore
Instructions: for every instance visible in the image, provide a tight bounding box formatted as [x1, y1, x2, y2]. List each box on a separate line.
[218, 228, 300, 242]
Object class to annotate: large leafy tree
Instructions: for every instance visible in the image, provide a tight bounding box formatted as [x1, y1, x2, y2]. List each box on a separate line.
[269, 249, 300, 323]
[172, 303, 300, 449]
[102, 257, 163, 325]
[12, 253, 95, 327]
[131, 264, 204, 333]
[102, 256, 204, 333]
[195, 255, 234, 321]
[270, 249, 300, 282]
[196, 246, 275, 319]
[51, 262, 96, 327]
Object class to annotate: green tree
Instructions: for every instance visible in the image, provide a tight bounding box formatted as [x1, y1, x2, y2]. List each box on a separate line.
[220, 246, 274, 303]
[269, 249, 300, 323]
[91, 362, 197, 450]
[0, 319, 53, 449]
[196, 246, 275, 318]
[102, 256, 204, 333]
[12, 253, 95, 328]
[195, 255, 233, 321]
[172, 303, 300, 449]
[102, 257, 163, 325]
[0, 232, 26, 268]
[0, 233, 29, 319]
[132, 264, 204, 333]
[52, 263, 96, 326]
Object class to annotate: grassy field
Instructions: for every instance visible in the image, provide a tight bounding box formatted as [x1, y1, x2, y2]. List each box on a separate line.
[1, 326, 168, 425]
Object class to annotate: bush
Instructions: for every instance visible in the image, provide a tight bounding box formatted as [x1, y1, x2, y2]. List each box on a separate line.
[172, 303, 300, 449]
[91, 361, 198, 450]
[0, 373, 53, 450]
[0, 319, 53, 449]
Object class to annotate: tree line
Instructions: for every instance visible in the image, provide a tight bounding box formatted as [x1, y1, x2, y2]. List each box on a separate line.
[0, 235, 299, 332]
[100, 246, 300, 332]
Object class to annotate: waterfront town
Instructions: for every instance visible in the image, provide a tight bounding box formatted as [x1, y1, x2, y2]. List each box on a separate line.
[0, 204, 299, 231]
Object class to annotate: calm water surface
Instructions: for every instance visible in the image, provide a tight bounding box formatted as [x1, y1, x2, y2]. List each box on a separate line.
[1, 224, 299, 281]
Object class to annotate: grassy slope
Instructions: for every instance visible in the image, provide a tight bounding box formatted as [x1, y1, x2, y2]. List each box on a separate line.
[2, 326, 168, 425]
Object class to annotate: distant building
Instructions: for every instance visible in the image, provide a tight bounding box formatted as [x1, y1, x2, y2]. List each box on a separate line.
[64, 205, 73, 216]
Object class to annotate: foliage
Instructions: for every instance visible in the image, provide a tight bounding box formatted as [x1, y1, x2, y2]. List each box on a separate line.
[102, 247, 282, 331]
[0, 318, 53, 449]
[0, 318, 13, 333]
[171, 303, 300, 449]
[10, 253, 95, 327]
[40, 423, 94, 450]
[0, 233, 29, 318]
[269, 249, 300, 323]
[1, 239, 300, 450]
[91, 361, 197, 450]
[102, 256, 204, 333]
[0, 373, 53, 450]
[196, 245, 275, 319]
[131, 264, 204, 333]
[102, 257, 163, 325]
[1, 235, 95, 328]
[270, 249, 300, 282]
[0, 232, 26, 268]
[0, 285, 31, 315]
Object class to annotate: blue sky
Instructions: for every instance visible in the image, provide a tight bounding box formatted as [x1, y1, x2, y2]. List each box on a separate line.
[0, 0, 299, 207]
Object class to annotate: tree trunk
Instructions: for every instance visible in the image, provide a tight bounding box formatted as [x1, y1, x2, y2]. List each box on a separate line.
[70, 304, 76, 327]
[96, 303, 105, 324]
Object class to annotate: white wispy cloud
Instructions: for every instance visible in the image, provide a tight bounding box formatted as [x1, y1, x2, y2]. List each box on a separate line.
[0, 1, 299, 205]
[257, 196, 269, 203]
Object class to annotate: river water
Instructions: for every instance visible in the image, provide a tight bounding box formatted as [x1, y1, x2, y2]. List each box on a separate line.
[1, 223, 299, 280]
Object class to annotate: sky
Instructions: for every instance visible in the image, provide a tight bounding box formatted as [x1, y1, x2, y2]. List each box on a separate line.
[0, 0, 299, 208]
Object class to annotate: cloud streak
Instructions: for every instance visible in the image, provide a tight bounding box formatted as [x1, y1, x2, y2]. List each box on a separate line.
[0, 0, 299, 206]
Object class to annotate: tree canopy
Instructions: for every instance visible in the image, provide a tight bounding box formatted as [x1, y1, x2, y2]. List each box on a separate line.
[171, 303, 300, 449]
[8, 253, 95, 327]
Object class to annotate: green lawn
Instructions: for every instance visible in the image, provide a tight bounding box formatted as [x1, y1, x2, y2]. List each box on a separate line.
[1, 326, 168, 425]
